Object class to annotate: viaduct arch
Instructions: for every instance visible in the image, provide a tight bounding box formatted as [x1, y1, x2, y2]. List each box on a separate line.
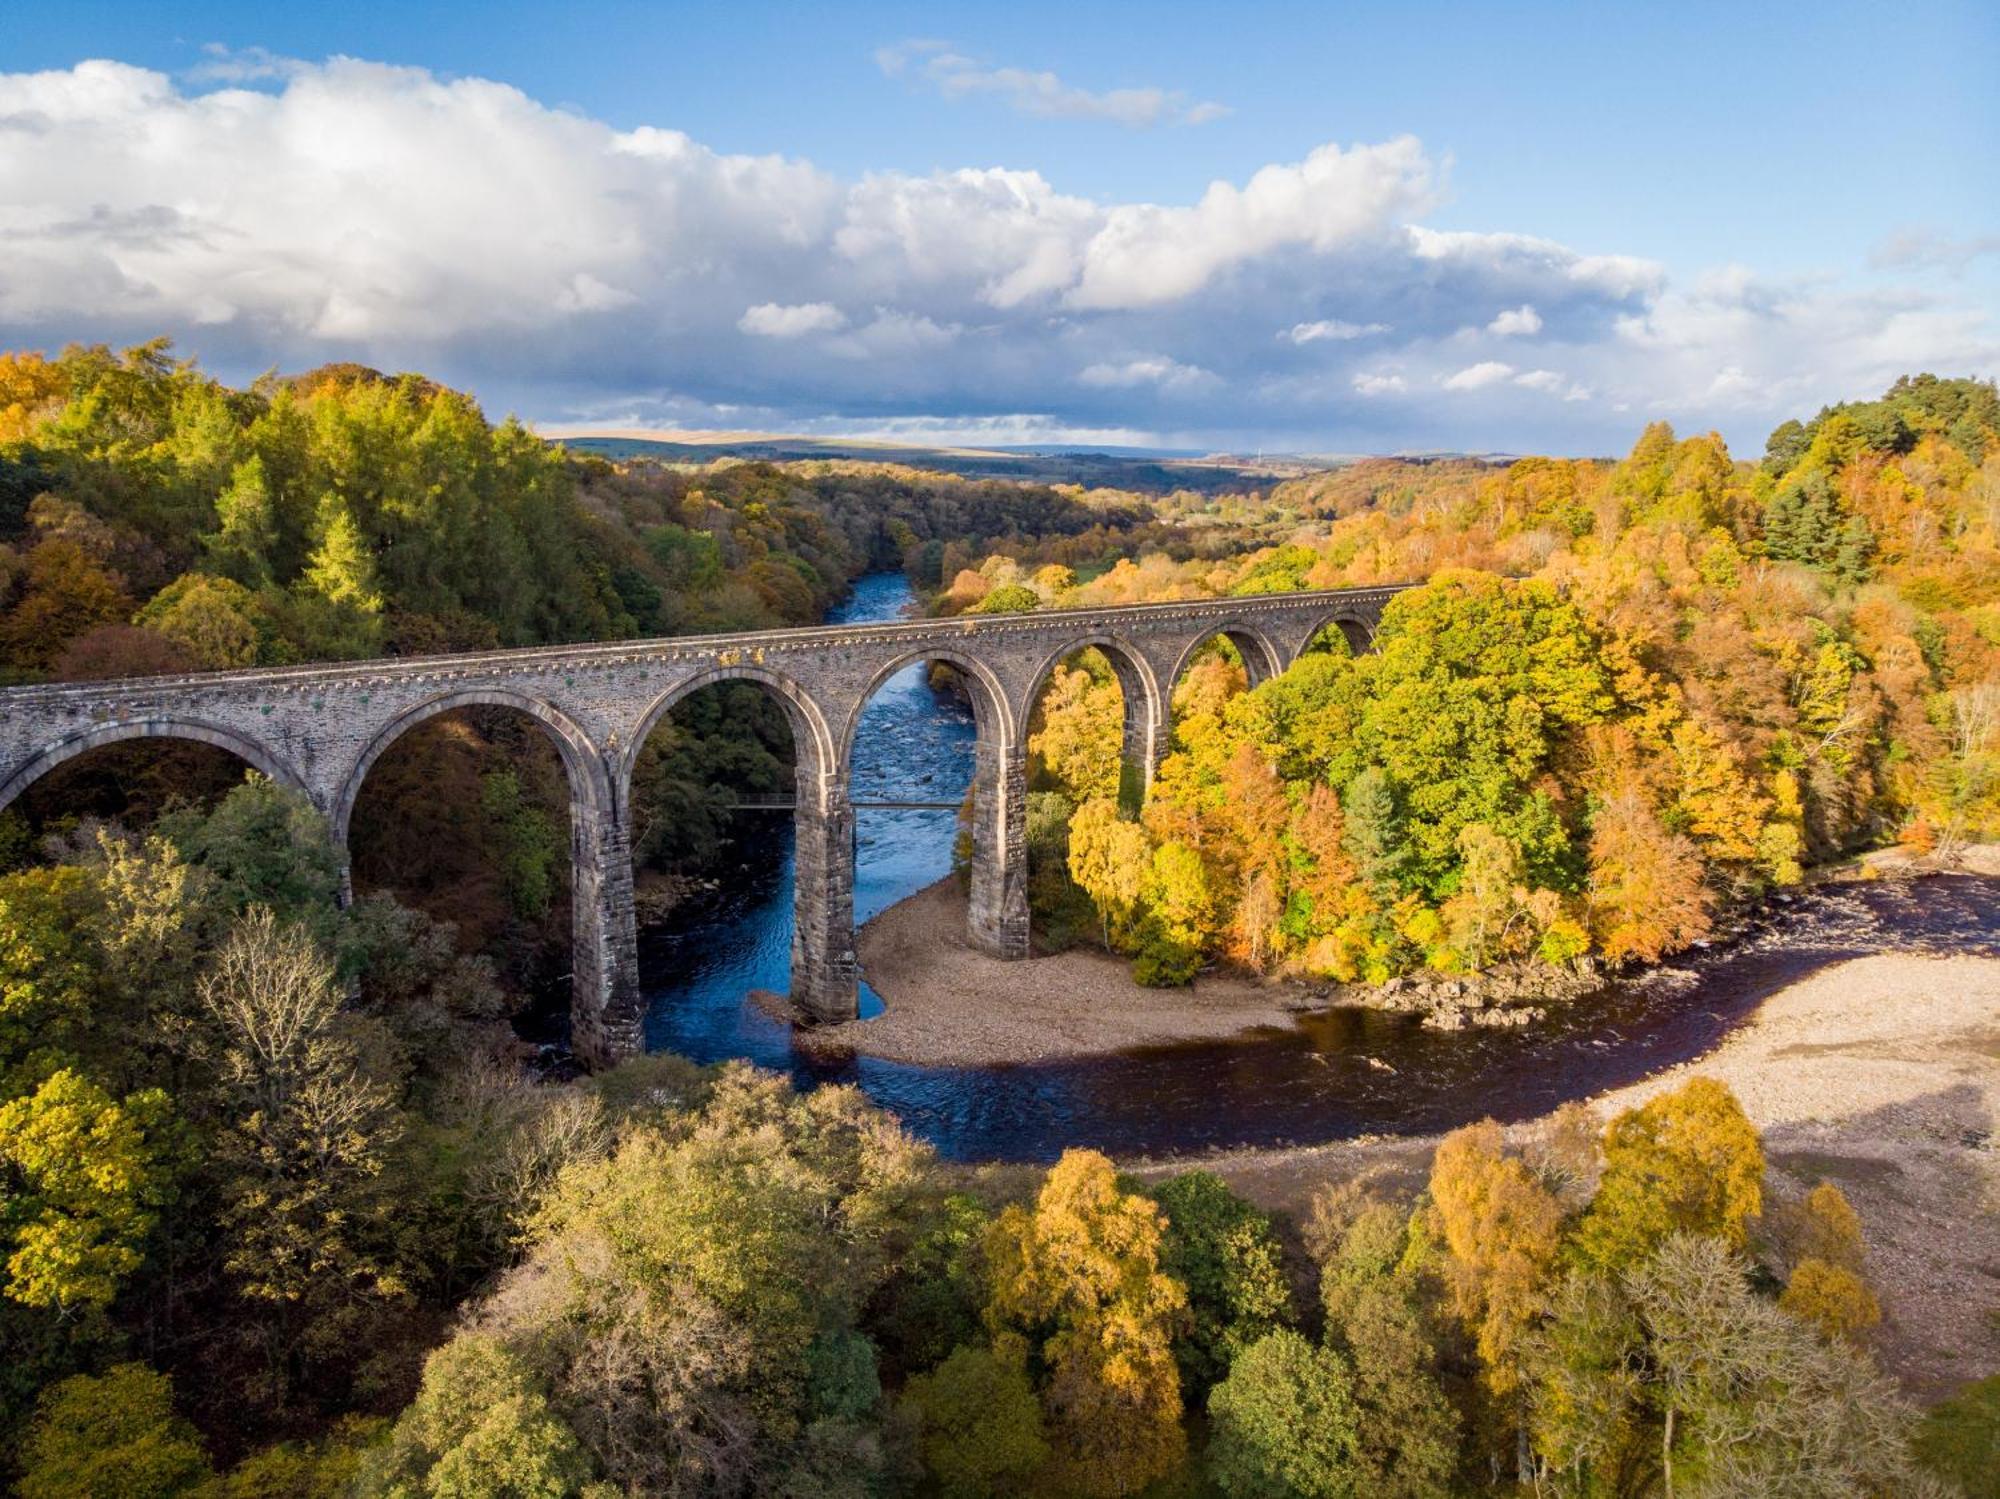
[0, 583, 1406, 1066]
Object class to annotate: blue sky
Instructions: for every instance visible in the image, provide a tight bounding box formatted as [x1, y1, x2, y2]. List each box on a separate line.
[2, 1, 1995, 454]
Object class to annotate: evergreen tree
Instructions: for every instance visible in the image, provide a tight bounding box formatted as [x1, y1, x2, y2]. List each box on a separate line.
[202, 456, 279, 587]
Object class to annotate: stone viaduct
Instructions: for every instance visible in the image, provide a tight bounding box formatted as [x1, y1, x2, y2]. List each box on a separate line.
[0, 585, 1405, 1065]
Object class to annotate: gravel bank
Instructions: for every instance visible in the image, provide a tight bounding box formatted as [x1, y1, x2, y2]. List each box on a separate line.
[801, 877, 1315, 1065]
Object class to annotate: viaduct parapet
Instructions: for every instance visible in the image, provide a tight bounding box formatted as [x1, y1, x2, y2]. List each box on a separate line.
[0, 584, 1407, 1065]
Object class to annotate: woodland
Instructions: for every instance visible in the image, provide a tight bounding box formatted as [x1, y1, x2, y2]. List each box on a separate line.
[0, 344, 1996, 1494]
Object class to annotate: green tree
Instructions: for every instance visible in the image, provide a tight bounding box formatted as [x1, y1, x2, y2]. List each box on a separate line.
[1357, 571, 1609, 895]
[426, 1066, 935, 1497]
[1206, 1329, 1372, 1499]
[478, 770, 563, 921]
[135, 573, 268, 669]
[1150, 1170, 1294, 1396]
[358, 1333, 594, 1499]
[1339, 765, 1408, 896]
[901, 1343, 1050, 1498]
[293, 492, 384, 658]
[17, 1364, 214, 1499]
[1522, 1268, 1648, 1494]
[157, 779, 343, 935]
[203, 455, 280, 586]
[972, 583, 1040, 614]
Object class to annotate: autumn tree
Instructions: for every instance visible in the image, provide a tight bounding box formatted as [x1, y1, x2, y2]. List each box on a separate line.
[985, 1148, 1189, 1496]
[1775, 1182, 1881, 1343]
[0, 1069, 168, 1310]
[1068, 796, 1153, 950]
[1427, 1119, 1564, 1474]
[0, 540, 131, 674]
[410, 1065, 938, 1496]
[1030, 655, 1125, 805]
[17, 1364, 214, 1499]
[1586, 787, 1711, 962]
[1574, 1078, 1764, 1270]
[198, 907, 409, 1406]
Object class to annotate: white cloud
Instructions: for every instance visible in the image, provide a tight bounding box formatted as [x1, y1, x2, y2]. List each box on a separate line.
[1069, 136, 1438, 309]
[1442, 361, 1516, 391]
[823, 308, 959, 359]
[1487, 303, 1542, 336]
[1283, 318, 1389, 344]
[739, 301, 848, 337]
[1512, 368, 1591, 401]
[0, 56, 1989, 455]
[185, 44, 309, 85]
[1078, 356, 1214, 390]
[875, 40, 1225, 128]
[1869, 227, 2000, 274]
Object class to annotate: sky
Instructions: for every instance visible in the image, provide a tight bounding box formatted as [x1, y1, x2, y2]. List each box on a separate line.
[1, 1, 1995, 456]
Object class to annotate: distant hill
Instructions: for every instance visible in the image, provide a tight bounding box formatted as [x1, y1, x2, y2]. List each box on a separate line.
[537, 428, 1327, 494]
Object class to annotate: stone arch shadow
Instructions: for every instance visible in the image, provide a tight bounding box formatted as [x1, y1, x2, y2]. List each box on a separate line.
[0, 717, 310, 817]
[1168, 619, 1286, 693]
[331, 686, 640, 1063]
[621, 663, 840, 819]
[332, 687, 613, 850]
[1300, 609, 1378, 660]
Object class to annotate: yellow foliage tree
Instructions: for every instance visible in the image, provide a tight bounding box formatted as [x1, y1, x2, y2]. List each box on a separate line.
[1780, 1259, 1881, 1343]
[1427, 1120, 1564, 1403]
[1575, 1078, 1764, 1269]
[985, 1149, 1188, 1497]
[1068, 798, 1154, 950]
[0, 350, 66, 443]
[1030, 659, 1124, 804]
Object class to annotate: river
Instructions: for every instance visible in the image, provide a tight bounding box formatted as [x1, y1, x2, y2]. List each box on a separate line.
[637, 572, 2000, 1163]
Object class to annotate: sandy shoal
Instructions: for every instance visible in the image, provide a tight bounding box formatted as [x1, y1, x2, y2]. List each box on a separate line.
[801, 877, 1314, 1067]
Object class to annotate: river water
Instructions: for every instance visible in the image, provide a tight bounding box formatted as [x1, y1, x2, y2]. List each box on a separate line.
[638, 573, 2000, 1163]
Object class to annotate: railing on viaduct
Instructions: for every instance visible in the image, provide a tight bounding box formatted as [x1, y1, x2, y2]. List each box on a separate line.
[0, 584, 1408, 1065]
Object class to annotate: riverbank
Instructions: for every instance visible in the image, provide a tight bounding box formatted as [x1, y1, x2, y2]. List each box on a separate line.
[817, 848, 2000, 1066]
[1133, 950, 2000, 1398]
